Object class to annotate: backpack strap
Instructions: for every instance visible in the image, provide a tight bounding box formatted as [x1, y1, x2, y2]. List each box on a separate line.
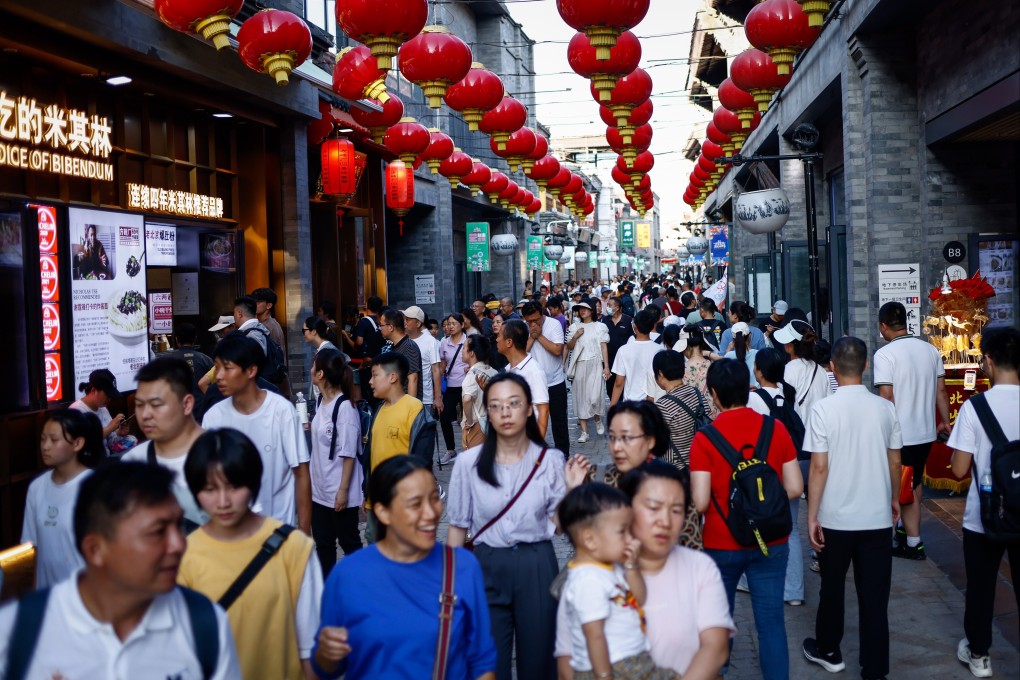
[701, 424, 743, 470]
[217, 525, 295, 610]
[755, 389, 777, 415]
[6, 588, 50, 680]
[970, 393, 1008, 449]
[662, 392, 699, 421]
[179, 586, 219, 680]
[432, 545, 457, 680]
[328, 395, 350, 461]
[146, 441, 157, 466]
[755, 416, 776, 462]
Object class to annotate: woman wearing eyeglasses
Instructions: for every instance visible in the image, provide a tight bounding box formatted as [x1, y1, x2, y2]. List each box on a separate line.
[447, 373, 589, 680]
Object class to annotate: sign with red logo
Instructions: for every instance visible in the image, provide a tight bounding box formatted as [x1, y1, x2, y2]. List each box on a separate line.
[40, 254, 59, 301]
[42, 303, 61, 351]
[37, 206, 58, 254]
[149, 290, 173, 333]
[45, 353, 63, 402]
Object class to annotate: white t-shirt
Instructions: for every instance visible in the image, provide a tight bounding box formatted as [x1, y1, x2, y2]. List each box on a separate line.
[70, 400, 114, 455]
[510, 353, 550, 406]
[612, 340, 663, 401]
[530, 316, 566, 386]
[122, 442, 208, 528]
[309, 393, 364, 510]
[784, 358, 832, 425]
[556, 547, 734, 675]
[804, 385, 903, 531]
[412, 333, 442, 406]
[946, 385, 1020, 534]
[462, 363, 497, 431]
[0, 575, 240, 679]
[747, 385, 785, 416]
[562, 563, 649, 671]
[873, 334, 945, 445]
[20, 469, 90, 589]
[202, 391, 310, 525]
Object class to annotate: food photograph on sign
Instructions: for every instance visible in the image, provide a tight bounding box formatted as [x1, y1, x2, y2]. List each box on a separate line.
[201, 232, 236, 271]
[71, 222, 115, 280]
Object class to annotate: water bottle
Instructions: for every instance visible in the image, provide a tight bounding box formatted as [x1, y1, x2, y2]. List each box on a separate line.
[295, 392, 308, 425]
[979, 471, 993, 495]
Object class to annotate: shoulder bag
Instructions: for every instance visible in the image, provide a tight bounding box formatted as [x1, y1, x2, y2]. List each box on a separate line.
[441, 343, 462, 394]
[465, 447, 548, 550]
[218, 524, 295, 609]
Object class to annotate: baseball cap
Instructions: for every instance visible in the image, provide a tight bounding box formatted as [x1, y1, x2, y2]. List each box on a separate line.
[773, 300, 789, 315]
[404, 306, 425, 323]
[208, 315, 234, 332]
[732, 322, 751, 336]
[773, 322, 804, 345]
[87, 369, 119, 398]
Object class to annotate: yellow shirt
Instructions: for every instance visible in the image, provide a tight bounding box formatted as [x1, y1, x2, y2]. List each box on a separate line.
[370, 394, 423, 471]
[178, 517, 314, 680]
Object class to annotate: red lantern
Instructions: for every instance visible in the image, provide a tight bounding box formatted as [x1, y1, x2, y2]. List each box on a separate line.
[701, 139, 728, 179]
[745, 0, 818, 76]
[698, 154, 717, 177]
[526, 198, 543, 216]
[610, 165, 631, 188]
[438, 148, 473, 188]
[384, 117, 431, 164]
[444, 63, 505, 131]
[600, 99, 652, 129]
[237, 10, 312, 86]
[522, 134, 549, 173]
[616, 150, 654, 176]
[479, 95, 528, 152]
[498, 180, 520, 209]
[321, 138, 357, 195]
[547, 167, 572, 192]
[606, 123, 652, 165]
[333, 45, 389, 103]
[797, 0, 831, 28]
[526, 154, 561, 190]
[386, 159, 415, 234]
[713, 106, 760, 152]
[335, 0, 428, 71]
[730, 48, 791, 113]
[717, 78, 758, 129]
[462, 161, 492, 196]
[420, 129, 454, 174]
[511, 188, 530, 212]
[596, 68, 652, 144]
[567, 30, 642, 102]
[707, 121, 734, 157]
[154, 0, 244, 50]
[490, 127, 537, 173]
[482, 172, 510, 203]
[398, 26, 473, 108]
[557, 0, 651, 60]
[692, 166, 709, 184]
[562, 173, 584, 199]
[350, 95, 404, 144]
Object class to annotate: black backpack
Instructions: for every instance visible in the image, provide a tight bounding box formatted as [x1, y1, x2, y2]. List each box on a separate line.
[244, 326, 287, 385]
[702, 417, 792, 554]
[663, 390, 712, 439]
[971, 394, 1020, 543]
[754, 387, 807, 461]
[359, 315, 387, 359]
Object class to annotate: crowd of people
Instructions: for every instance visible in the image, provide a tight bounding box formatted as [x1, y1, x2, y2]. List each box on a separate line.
[1, 273, 1017, 680]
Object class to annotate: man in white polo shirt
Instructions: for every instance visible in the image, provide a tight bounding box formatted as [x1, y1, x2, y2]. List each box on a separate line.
[874, 301, 950, 560]
[803, 337, 902, 680]
[610, 309, 663, 405]
[521, 302, 569, 456]
[0, 462, 240, 678]
[498, 319, 550, 438]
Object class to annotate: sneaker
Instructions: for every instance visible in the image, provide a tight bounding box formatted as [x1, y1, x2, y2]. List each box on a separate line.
[439, 451, 458, 466]
[736, 581, 750, 593]
[577, 432, 590, 443]
[894, 525, 907, 548]
[786, 599, 804, 606]
[957, 639, 992, 678]
[803, 638, 845, 673]
[810, 559, 820, 573]
[892, 541, 927, 561]
[595, 421, 605, 435]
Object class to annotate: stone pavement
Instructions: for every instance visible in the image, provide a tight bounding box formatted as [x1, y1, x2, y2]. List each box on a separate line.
[418, 391, 1019, 679]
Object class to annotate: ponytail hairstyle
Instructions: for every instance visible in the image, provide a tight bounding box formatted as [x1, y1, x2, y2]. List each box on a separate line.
[46, 409, 106, 469]
[467, 334, 498, 368]
[788, 319, 818, 360]
[305, 315, 337, 346]
[682, 323, 707, 352]
[313, 347, 354, 398]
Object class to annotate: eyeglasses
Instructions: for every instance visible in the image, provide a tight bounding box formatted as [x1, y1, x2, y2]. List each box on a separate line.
[380, 323, 393, 328]
[487, 400, 527, 413]
[608, 434, 650, 445]
[301, 328, 311, 333]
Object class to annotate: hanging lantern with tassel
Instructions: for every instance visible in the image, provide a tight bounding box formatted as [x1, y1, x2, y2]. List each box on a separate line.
[236, 9, 312, 86]
[350, 95, 403, 144]
[335, 0, 428, 71]
[154, 0, 244, 50]
[321, 137, 356, 196]
[386, 160, 415, 235]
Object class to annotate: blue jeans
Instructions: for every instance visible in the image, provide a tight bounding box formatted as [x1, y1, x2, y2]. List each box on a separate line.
[784, 498, 804, 601]
[706, 541, 790, 680]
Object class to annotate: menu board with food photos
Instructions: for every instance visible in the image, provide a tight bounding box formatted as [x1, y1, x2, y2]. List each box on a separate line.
[69, 207, 148, 397]
[978, 238, 1017, 327]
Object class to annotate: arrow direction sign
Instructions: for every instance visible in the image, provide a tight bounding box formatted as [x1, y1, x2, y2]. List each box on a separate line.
[878, 263, 922, 335]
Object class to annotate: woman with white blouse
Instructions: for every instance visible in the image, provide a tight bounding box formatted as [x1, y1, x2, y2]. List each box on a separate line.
[461, 335, 499, 449]
[564, 300, 611, 442]
[439, 313, 471, 464]
[447, 373, 589, 680]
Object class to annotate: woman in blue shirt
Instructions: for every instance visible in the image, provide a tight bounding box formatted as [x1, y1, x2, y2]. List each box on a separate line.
[313, 457, 497, 680]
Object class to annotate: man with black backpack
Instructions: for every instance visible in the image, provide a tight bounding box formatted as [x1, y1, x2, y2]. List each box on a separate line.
[690, 358, 803, 680]
[802, 337, 903, 680]
[234, 295, 288, 389]
[949, 327, 1020, 679]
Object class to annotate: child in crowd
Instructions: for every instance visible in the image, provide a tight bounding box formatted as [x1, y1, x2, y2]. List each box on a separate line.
[108, 416, 139, 454]
[21, 409, 105, 588]
[558, 483, 679, 680]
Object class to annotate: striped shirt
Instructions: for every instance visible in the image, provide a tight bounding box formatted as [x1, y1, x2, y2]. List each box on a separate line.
[655, 385, 707, 470]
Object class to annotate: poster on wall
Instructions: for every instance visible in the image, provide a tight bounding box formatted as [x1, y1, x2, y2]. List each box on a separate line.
[145, 223, 178, 267]
[69, 207, 148, 398]
[978, 239, 1016, 327]
[172, 272, 200, 315]
[201, 232, 236, 272]
[414, 274, 436, 305]
[466, 222, 491, 272]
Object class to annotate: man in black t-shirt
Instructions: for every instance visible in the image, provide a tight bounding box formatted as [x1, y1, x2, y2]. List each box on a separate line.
[600, 296, 634, 398]
[379, 309, 422, 400]
[354, 295, 387, 403]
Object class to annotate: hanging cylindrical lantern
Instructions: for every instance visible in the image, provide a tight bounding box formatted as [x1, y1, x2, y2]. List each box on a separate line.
[154, 0, 244, 50]
[491, 127, 537, 173]
[482, 172, 510, 203]
[335, 0, 428, 71]
[438, 148, 473, 188]
[745, 0, 818, 76]
[491, 233, 519, 255]
[557, 0, 651, 60]
[321, 137, 357, 195]
[796, 0, 831, 28]
[595, 68, 652, 144]
[419, 129, 454, 174]
[333, 45, 390, 103]
[730, 48, 791, 113]
[444, 62, 505, 131]
[717, 78, 759, 129]
[479, 94, 528, 152]
[398, 26, 473, 108]
[383, 117, 431, 165]
[386, 159, 415, 234]
[526, 154, 561, 191]
[350, 95, 404, 144]
[237, 9, 312, 86]
[544, 244, 564, 261]
[606, 123, 652, 165]
[567, 30, 642, 102]
[462, 161, 492, 196]
[735, 187, 792, 234]
[522, 134, 549, 173]
[686, 236, 709, 255]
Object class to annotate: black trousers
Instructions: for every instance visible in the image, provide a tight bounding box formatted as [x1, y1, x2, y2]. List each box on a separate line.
[605, 372, 617, 398]
[963, 528, 1020, 656]
[815, 527, 891, 679]
[311, 502, 363, 578]
[439, 386, 462, 451]
[548, 381, 570, 457]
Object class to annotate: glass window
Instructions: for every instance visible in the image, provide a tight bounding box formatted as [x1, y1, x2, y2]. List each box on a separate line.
[0, 205, 32, 412]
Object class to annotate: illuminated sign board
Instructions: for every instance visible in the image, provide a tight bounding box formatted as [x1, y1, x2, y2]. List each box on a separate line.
[127, 183, 225, 219]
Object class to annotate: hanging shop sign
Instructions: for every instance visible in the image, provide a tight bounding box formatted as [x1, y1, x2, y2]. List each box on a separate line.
[465, 222, 491, 272]
[0, 90, 113, 181]
[145, 223, 178, 266]
[69, 207, 148, 398]
[588, 250, 599, 268]
[526, 235, 544, 270]
[619, 220, 635, 248]
[126, 183, 225, 220]
[148, 290, 173, 334]
[36, 205, 63, 401]
[636, 222, 651, 249]
[710, 226, 729, 266]
[44, 353, 63, 402]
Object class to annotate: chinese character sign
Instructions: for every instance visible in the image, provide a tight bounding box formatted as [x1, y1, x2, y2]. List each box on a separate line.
[620, 220, 635, 248]
[527, 236, 544, 270]
[465, 222, 491, 272]
[145, 223, 177, 266]
[636, 222, 651, 249]
[709, 226, 729, 266]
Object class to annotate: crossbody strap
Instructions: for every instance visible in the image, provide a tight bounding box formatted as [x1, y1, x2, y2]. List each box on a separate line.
[970, 393, 1007, 449]
[663, 391, 706, 420]
[799, 364, 819, 406]
[432, 545, 458, 680]
[180, 586, 219, 680]
[218, 525, 295, 610]
[445, 343, 463, 376]
[328, 395, 350, 461]
[6, 588, 50, 680]
[467, 447, 548, 548]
